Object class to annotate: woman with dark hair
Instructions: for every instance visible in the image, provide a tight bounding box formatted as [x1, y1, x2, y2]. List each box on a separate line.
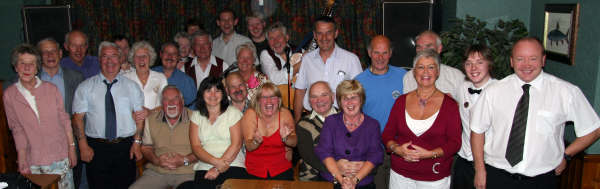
[241, 82, 297, 180]
[188, 76, 246, 188]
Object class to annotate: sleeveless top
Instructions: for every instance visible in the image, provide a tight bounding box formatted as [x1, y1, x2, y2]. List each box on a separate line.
[245, 112, 292, 178]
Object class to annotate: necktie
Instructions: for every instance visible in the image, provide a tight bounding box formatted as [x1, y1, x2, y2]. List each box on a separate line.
[104, 79, 118, 140]
[505, 84, 531, 167]
[468, 88, 482, 94]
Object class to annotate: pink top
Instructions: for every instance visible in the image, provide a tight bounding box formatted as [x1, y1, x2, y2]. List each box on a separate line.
[3, 81, 71, 167]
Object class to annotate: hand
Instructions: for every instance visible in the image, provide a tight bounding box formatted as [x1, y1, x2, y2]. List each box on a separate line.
[409, 144, 433, 160]
[133, 109, 148, 122]
[341, 176, 356, 189]
[395, 141, 419, 162]
[213, 158, 230, 173]
[280, 123, 292, 140]
[18, 158, 31, 174]
[170, 153, 186, 168]
[555, 158, 567, 175]
[474, 169, 486, 189]
[204, 167, 220, 180]
[130, 143, 143, 161]
[79, 143, 94, 163]
[253, 129, 263, 145]
[336, 159, 353, 177]
[158, 153, 176, 169]
[68, 147, 78, 168]
[348, 161, 364, 176]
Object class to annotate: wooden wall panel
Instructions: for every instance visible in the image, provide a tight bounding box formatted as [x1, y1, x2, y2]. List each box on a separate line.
[582, 155, 600, 189]
[0, 81, 18, 173]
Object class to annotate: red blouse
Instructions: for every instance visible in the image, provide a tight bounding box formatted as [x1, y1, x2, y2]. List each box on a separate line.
[245, 113, 292, 178]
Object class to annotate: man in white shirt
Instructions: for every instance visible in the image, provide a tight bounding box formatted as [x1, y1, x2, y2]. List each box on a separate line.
[212, 8, 253, 65]
[184, 31, 229, 89]
[293, 16, 363, 122]
[451, 44, 497, 189]
[470, 37, 600, 189]
[402, 30, 464, 97]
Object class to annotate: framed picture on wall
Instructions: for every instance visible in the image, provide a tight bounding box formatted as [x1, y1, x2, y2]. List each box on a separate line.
[543, 3, 580, 65]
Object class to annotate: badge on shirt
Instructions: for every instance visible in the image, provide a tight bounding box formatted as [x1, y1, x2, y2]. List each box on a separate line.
[464, 102, 469, 108]
[392, 90, 401, 99]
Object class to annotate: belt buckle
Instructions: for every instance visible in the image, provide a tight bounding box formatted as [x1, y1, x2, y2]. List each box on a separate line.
[511, 173, 530, 180]
[106, 138, 121, 144]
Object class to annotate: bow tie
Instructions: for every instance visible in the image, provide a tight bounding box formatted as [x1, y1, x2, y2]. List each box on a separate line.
[468, 88, 482, 94]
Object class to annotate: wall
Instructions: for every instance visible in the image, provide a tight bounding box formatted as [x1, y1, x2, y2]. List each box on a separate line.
[455, 0, 532, 30]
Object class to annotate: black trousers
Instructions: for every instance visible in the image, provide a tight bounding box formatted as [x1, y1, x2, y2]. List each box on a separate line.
[86, 137, 136, 189]
[246, 168, 294, 181]
[183, 167, 248, 189]
[485, 164, 558, 189]
[451, 156, 475, 189]
[334, 182, 375, 189]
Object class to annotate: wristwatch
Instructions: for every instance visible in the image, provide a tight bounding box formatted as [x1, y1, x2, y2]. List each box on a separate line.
[183, 157, 190, 166]
[134, 139, 142, 144]
[564, 153, 572, 161]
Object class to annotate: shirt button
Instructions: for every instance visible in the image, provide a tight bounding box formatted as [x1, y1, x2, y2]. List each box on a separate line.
[345, 150, 351, 155]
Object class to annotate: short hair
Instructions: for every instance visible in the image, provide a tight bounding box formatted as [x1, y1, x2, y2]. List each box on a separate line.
[366, 35, 394, 52]
[129, 41, 158, 67]
[412, 49, 441, 71]
[64, 30, 88, 46]
[11, 44, 42, 72]
[309, 81, 333, 95]
[512, 37, 545, 56]
[235, 42, 257, 60]
[185, 18, 204, 31]
[112, 34, 128, 42]
[173, 32, 192, 43]
[36, 37, 61, 50]
[160, 42, 179, 53]
[160, 85, 184, 103]
[195, 76, 229, 117]
[313, 16, 337, 31]
[191, 30, 213, 44]
[335, 80, 365, 109]
[415, 30, 442, 47]
[218, 8, 237, 20]
[98, 41, 121, 58]
[251, 82, 282, 118]
[246, 11, 265, 23]
[265, 22, 288, 41]
[158, 85, 189, 122]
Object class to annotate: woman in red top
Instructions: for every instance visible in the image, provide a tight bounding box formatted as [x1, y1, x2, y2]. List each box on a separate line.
[241, 82, 297, 180]
[381, 49, 461, 189]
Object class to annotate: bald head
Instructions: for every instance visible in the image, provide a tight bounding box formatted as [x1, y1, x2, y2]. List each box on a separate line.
[309, 81, 334, 116]
[368, 35, 392, 75]
[415, 30, 442, 54]
[64, 30, 89, 64]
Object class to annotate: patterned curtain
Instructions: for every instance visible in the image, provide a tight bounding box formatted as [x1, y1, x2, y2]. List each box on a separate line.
[68, 0, 382, 65]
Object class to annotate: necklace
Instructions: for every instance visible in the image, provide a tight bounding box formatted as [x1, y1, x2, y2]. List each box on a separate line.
[343, 113, 363, 129]
[416, 89, 436, 108]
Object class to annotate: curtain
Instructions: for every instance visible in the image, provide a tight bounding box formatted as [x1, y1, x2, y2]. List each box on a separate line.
[69, 0, 382, 65]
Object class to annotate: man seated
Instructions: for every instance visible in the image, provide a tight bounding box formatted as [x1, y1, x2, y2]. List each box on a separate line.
[129, 86, 197, 189]
[224, 72, 249, 113]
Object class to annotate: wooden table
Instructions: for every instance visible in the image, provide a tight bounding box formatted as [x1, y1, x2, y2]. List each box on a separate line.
[222, 179, 333, 189]
[23, 174, 60, 189]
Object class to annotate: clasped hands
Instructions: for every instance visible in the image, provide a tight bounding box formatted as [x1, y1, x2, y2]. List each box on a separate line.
[336, 159, 363, 189]
[392, 141, 433, 162]
[157, 152, 186, 170]
[204, 158, 232, 180]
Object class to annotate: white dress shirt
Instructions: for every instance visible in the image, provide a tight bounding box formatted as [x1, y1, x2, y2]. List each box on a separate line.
[403, 64, 465, 98]
[454, 78, 497, 161]
[294, 44, 363, 110]
[259, 49, 294, 85]
[188, 55, 230, 89]
[470, 72, 600, 176]
[212, 32, 253, 66]
[123, 70, 168, 109]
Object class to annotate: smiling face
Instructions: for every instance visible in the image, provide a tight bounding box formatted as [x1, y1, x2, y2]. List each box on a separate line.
[237, 48, 255, 73]
[464, 52, 491, 87]
[413, 57, 439, 88]
[368, 36, 392, 75]
[340, 93, 361, 116]
[510, 39, 545, 83]
[309, 82, 334, 117]
[193, 35, 212, 60]
[99, 46, 121, 78]
[247, 17, 265, 39]
[39, 40, 63, 70]
[161, 44, 179, 71]
[259, 88, 280, 117]
[416, 33, 442, 54]
[65, 32, 88, 64]
[226, 74, 248, 103]
[176, 37, 191, 58]
[16, 53, 38, 84]
[162, 88, 183, 119]
[133, 48, 151, 72]
[203, 86, 223, 108]
[217, 11, 238, 36]
[267, 29, 289, 55]
[313, 21, 338, 52]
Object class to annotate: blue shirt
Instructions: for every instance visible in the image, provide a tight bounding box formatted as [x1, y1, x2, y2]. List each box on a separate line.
[40, 67, 65, 102]
[355, 66, 407, 132]
[60, 56, 100, 79]
[72, 73, 144, 138]
[152, 66, 198, 107]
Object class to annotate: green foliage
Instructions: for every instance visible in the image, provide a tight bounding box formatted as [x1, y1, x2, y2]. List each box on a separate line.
[441, 15, 529, 79]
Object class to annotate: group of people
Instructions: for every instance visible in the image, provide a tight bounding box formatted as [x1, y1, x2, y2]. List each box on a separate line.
[4, 7, 600, 189]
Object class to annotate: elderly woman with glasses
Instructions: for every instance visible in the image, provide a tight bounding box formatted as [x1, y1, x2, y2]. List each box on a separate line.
[314, 80, 383, 189]
[123, 41, 168, 110]
[241, 82, 296, 180]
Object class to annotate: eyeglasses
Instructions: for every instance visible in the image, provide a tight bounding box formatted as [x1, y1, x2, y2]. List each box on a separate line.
[260, 95, 279, 101]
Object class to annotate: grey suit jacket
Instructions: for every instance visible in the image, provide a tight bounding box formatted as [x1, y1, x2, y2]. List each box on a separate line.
[3, 67, 84, 115]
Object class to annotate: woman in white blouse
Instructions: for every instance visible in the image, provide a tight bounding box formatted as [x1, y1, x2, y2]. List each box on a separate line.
[123, 41, 167, 110]
[188, 76, 246, 188]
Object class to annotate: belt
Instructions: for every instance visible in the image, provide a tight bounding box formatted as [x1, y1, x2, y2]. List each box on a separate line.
[486, 164, 554, 181]
[87, 136, 133, 144]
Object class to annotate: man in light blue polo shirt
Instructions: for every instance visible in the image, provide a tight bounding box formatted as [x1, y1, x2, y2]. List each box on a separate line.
[152, 42, 197, 107]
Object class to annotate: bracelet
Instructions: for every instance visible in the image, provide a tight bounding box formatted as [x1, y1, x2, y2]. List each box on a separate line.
[281, 136, 288, 143]
[69, 142, 76, 146]
[354, 176, 360, 184]
[389, 144, 398, 154]
[252, 139, 260, 146]
[134, 139, 143, 144]
[332, 174, 338, 185]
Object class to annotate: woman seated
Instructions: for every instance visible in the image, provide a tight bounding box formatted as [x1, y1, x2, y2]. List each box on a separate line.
[4, 44, 76, 189]
[188, 77, 246, 188]
[314, 80, 383, 189]
[381, 49, 462, 189]
[241, 82, 297, 180]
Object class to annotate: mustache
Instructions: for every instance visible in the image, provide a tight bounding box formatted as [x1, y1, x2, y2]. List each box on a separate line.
[233, 90, 244, 96]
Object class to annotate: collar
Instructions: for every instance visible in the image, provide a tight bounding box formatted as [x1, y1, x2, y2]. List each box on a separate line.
[192, 55, 218, 67]
[218, 32, 240, 42]
[99, 72, 121, 83]
[16, 76, 42, 90]
[515, 71, 544, 91]
[469, 77, 496, 90]
[40, 67, 63, 78]
[308, 108, 337, 121]
[310, 44, 340, 59]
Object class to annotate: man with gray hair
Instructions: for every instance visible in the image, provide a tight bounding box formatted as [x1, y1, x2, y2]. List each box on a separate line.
[61, 30, 100, 79]
[129, 85, 197, 189]
[402, 30, 464, 97]
[185, 31, 229, 88]
[72, 41, 145, 188]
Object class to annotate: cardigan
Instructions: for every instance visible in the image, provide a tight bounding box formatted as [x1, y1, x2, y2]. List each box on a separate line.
[381, 94, 462, 181]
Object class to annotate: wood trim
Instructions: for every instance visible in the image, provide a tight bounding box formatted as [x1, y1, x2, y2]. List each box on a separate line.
[581, 154, 600, 189]
[0, 81, 18, 173]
